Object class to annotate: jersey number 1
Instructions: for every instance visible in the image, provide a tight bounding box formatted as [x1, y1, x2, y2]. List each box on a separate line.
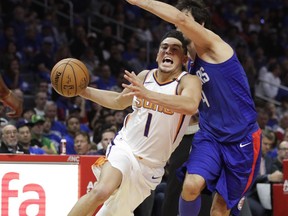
[144, 113, 152, 137]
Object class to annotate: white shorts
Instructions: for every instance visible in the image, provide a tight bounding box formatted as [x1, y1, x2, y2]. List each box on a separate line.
[92, 135, 164, 216]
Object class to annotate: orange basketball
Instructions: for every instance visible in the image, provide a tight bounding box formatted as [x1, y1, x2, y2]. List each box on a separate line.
[50, 58, 90, 97]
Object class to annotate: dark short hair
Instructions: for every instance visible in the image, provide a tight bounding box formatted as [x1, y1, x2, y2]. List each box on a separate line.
[160, 30, 188, 54]
[262, 129, 275, 142]
[176, 0, 211, 29]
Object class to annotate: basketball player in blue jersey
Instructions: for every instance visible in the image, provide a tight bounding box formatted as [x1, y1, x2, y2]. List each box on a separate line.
[125, 0, 261, 216]
[68, 30, 202, 216]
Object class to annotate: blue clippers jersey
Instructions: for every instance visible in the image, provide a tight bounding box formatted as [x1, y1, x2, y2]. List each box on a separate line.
[189, 53, 257, 142]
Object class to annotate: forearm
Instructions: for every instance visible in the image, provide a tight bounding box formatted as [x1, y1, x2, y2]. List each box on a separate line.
[79, 87, 130, 110]
[130, 0, 210, 50]
[146, 91, 198, 115]
[133, 0, 182, 25]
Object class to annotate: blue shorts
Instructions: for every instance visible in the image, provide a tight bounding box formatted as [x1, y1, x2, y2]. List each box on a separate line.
[181, 126, 261, 215]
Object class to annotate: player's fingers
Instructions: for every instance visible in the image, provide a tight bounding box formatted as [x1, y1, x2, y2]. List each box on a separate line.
[122, 92, 135, 97]
[124, 74, 137, 86]
[124, 70, 138, 80]
[122, 83, 138, 90]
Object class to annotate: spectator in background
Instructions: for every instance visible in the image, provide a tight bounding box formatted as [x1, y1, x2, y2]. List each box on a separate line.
[33, 91, 48, 117]
[22, 108, 36, 122]
[9, 5, 29, 49]
[42, 117, 61, 153]
[74, 131, 93, 155]
[44, 101, 66, 137]
[0, 118, 9, 136]
[255, 62, 282, 100]
[110, 71, 127, 93]
[54, 44, 72, 63]
[86, 32, 103, 63]
[135, 17, 153, 46]
[37, 79, 52, 100]
[0, 124, 29, 154]
[2, 57, 28, 93]
[122, 36, 138, 62]
[256, 108, 270, 131]
[80, 46, 100, 82]
[265, 102, 279, 131]
[98, 24, 117, 61]
[69, 25, 88, 59]
[30, 114, 57, 154]
[31, 36, 55, 82]
[21, 24, 41, 70]
[94, 63, 117, 90]
[0, 40, 22, 71]
[68, 105, 91, 136]
[0, 25, 16, 53]
[63, 115, 81, 155]
[17, 119, 45, 155]
[55, 95, 72, 121]
[107, 43, 132, 77]
[70, 96, 89, 124]
[113, 110, 125, 132]
[242, 56, 257, 99]
[272, 140, 288, 173]
[87, 102, 103, 130]
[128, 47, 149, 74]
[94, 128, 116, 155]
[276, 96, 288, 120]
[247, 129, 282, 216]
[274, 114, 288, 143]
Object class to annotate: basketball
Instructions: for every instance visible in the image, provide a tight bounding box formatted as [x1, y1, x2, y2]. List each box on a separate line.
[50, 58, 90, 97]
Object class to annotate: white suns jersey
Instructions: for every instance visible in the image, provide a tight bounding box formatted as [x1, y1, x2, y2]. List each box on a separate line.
[118, 69, 191, 168]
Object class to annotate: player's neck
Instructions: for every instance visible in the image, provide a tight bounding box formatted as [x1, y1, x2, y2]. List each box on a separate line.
[155, 69, 181, 82]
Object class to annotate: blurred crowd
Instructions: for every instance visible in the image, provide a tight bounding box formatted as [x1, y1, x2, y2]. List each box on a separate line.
[0, 0, 288, 215]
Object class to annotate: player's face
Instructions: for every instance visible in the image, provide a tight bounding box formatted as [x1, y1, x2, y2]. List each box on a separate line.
[156, 37, 186, 73]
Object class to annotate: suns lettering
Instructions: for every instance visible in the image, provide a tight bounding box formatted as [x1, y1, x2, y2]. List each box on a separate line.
[135, 98, 174, 115]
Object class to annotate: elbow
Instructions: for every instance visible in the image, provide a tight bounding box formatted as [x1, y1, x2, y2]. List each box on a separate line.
[175, 12, 188, 27]
[185, 105, 198, 116]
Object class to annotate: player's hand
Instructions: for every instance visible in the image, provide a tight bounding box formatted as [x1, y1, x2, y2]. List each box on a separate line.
[268, 170, 283, 182]
[122, 70, 149, 99]
[1, 90, 23, 118]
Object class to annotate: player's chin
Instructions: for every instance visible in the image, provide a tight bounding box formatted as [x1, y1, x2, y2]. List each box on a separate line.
[158, 65, 174, 73]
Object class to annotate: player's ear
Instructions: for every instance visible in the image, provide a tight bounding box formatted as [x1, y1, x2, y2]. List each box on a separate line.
[156, 52, 159, 62]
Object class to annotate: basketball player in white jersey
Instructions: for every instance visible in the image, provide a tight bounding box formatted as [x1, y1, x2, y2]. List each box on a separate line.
[68, 30, 202, 216]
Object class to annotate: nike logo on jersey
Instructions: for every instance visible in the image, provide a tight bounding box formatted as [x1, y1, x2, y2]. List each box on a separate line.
[152, 176, 161, 180]
[144, 81, 153, 84]
[240, 142, 251, 148]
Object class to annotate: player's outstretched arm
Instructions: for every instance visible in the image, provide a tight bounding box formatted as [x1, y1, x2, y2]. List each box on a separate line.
[0, 76, 23, 118]
[125, 0, 232, 61]
[123, 70, 201, 115]
[79, 87, 133, 110]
